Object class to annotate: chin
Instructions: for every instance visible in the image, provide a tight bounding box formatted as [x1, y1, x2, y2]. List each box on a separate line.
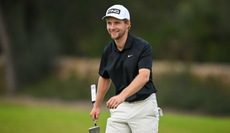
[112, 37, 120, 40]
[111, 36, 118, 40]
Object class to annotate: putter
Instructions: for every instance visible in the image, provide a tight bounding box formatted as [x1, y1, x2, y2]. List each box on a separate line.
[89, 84, 100, 133]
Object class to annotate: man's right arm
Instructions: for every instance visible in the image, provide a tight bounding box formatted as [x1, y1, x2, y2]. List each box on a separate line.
[90, 76, 111, 121]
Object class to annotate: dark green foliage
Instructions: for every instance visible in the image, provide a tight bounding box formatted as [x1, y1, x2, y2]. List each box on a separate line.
[20, 70, 230, 115]
[1, 0, 230, 115]
[155, 71, 230, 115]
[21, 74, 91, 100]
[1, 0, 230, 87]
[21, 73, 115, 101]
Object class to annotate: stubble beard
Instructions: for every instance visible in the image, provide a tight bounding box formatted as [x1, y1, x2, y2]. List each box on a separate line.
[110, 29, 126, 40]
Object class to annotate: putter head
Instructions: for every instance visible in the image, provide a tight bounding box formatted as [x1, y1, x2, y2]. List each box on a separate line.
[89, 126, 100, 133]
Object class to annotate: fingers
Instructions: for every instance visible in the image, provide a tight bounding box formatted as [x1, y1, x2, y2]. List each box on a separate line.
[107, 102, 118, 109]
[90, 112, 95, 120]
[106, 97, 120, 109]
[106, 98, 113, 108]
[95, 113, 99, 121]
[106, 102, 116, 109]
[90, 108, 100, 121]
[90, 113, 99, 121]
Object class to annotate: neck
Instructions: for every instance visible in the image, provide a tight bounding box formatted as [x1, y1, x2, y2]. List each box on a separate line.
[114, 31, 128, 51]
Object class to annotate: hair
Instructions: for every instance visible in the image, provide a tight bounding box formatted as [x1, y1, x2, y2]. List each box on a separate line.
[124, 19, 131, 30]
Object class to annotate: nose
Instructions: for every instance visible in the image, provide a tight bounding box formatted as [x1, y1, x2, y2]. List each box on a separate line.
[110, 23, 116, 29]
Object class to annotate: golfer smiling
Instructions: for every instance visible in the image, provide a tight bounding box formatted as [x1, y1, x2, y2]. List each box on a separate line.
[90, 4, 160, 133]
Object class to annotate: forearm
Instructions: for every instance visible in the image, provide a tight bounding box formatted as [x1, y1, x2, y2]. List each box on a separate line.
[119, 69, 150, 99]
[105, 69, 150, 109]
[94, 76, 111, 108]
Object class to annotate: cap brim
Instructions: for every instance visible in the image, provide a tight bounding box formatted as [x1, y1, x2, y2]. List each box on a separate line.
[102, 15, 127, 20]
[102, 16, 107, 20]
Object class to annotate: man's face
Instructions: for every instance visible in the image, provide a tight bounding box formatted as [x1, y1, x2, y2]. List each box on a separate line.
[106, 17, 130, 40]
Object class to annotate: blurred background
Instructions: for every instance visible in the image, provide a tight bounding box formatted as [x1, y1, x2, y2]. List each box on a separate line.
[0, 0, 230, 117]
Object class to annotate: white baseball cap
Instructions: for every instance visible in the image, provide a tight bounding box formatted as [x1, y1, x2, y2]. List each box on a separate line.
[102, 4, 130, 20]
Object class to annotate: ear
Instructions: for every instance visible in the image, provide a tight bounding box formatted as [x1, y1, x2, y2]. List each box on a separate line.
[126, 20, 131, 28]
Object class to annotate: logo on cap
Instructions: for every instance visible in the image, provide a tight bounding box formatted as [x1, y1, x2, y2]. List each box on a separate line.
[107, 8, 120, 14]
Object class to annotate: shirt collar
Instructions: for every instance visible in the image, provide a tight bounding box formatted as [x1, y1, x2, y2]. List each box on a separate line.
[112, 32, 134, 52]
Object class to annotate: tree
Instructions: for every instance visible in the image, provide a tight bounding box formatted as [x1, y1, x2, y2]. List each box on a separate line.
[0, 4, 17, 94]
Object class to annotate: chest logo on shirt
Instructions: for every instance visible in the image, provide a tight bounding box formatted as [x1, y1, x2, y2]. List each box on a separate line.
[128, 54, 133, 58]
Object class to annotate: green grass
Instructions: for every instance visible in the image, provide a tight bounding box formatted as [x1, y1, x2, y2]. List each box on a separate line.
[0, 101, 230, 133]
[0, 102, 109, 133]
[159, 114, 230, 133]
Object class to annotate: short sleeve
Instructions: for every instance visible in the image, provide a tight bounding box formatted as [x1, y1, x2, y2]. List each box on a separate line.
[138, 44, 152, 70]
[98, 48, 110, 78]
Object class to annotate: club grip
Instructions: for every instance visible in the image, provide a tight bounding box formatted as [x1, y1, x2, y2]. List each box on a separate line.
[91, 84, 96, 104]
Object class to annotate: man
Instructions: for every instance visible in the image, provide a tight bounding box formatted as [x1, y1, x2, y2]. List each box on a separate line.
[90, 4, 160, 133]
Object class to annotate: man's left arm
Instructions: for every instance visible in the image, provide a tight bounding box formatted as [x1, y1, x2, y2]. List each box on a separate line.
[106, 68, 150, 109]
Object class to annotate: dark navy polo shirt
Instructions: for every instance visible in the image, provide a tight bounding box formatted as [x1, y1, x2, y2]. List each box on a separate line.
[99, 32, 157, 102]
